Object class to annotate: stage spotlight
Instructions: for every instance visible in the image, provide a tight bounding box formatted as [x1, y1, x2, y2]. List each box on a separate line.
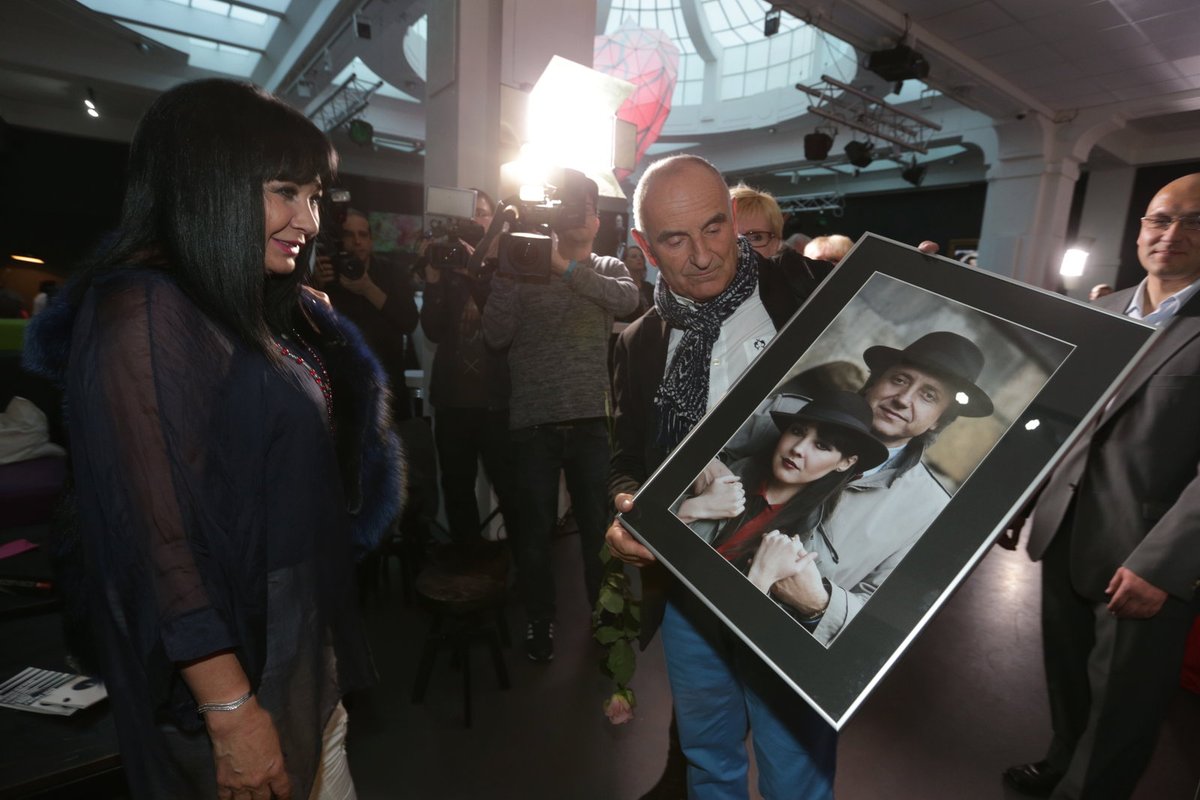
[1060, 247, 1089, 277]
[804, 130, 833, 161]
[84, 87, 100, 119]
[348, 118, 375, 146]
[844, 140, 873, 168]
[901, 159, 926, 187]
[867, 43, 930, 86]
[764, 8, 782, 37]
[354, 14, 372, 39]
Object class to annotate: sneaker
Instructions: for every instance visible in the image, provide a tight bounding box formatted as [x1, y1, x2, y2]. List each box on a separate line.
[526, 619, 555, 662]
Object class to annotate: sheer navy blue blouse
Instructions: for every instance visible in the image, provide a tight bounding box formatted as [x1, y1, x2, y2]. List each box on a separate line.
[29, 269, 396, 798]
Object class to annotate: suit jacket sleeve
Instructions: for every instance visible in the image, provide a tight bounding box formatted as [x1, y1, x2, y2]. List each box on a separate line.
[1125, 462, 1200, 601]
[608, 314, 654, 502]
[1050, 289, 1200, 603]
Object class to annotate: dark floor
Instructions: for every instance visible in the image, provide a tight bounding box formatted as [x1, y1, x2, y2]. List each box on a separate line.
[346, 533, 1200, 800]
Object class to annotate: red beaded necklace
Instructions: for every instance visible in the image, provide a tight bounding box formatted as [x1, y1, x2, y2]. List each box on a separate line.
[276, 333, 334, 426]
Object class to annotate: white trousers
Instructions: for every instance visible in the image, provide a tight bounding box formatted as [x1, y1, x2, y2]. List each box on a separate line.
[309, 701, 357, 800]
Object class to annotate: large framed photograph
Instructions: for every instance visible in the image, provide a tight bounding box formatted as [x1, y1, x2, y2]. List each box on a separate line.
[619, 233, 1157, 728]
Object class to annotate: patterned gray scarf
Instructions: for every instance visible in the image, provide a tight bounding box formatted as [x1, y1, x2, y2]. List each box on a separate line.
[653, 236, 759, 449]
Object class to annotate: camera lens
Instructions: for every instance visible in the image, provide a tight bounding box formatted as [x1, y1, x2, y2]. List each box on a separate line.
[508, 239, 540, 271]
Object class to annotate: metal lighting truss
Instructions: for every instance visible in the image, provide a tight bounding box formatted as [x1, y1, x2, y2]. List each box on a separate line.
[309, 74, 384, 134]
[777, 192, 846, 214]
[796, 74, 942, 154]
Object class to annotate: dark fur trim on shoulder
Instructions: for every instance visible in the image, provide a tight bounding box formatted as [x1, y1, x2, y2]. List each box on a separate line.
[304, 293, 407, 558]
[22, 292, 78, 383]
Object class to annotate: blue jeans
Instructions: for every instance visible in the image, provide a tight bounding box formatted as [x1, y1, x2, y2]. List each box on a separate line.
[509, 417, 610, 621]
[661, 596, 836, 800]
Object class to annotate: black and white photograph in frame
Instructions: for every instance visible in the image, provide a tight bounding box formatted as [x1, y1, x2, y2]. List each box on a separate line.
[618, 233, 1158, 728]
[670, 271, 1075, 649]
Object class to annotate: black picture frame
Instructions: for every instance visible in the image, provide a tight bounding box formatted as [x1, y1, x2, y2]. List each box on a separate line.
[619, 234, 1157, 729]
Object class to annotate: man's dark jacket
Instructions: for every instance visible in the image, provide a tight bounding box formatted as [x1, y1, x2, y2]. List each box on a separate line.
[608, 251, 831, 646]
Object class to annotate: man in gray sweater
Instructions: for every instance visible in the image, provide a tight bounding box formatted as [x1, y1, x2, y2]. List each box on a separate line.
[482, 173, 639, 661]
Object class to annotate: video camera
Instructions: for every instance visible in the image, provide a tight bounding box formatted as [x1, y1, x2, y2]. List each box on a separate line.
[429, 169, 596, 281]
[423, 186, 486, 271]
[315, 188, 367, 280]
[493, 168, 595, 280]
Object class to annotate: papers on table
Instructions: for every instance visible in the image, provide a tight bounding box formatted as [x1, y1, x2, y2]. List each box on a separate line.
[0, 667, 107, 716]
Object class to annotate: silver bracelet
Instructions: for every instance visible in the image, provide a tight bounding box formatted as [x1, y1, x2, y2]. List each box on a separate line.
[197, 691, 253, 714]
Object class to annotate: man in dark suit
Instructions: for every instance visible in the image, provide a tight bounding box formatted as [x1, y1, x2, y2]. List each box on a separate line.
[1004, 173, 1200, 799]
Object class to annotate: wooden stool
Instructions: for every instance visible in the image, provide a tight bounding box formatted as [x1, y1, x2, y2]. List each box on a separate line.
[410, 561, 510, 727]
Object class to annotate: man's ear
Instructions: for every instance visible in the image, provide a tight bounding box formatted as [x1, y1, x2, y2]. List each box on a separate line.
[631, 229, 655, 266]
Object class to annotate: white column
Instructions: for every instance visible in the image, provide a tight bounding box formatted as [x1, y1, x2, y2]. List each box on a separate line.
[976, 117, 1081, 289]
[1065, 166, 1137, 299]
[424, 0, 597, 197]
[975, 111, 1126, 290]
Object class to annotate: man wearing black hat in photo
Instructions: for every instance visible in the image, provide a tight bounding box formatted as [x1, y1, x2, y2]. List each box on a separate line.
[719, 330, 994, 644]
[781, 330, 994, 644]
[482, 171, 639, 662]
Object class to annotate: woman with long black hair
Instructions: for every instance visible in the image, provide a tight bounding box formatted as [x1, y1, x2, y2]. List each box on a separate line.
[25, 79, 402, 799]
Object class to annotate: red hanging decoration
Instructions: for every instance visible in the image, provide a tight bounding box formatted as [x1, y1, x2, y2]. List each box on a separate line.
[594, 19, 681, 179]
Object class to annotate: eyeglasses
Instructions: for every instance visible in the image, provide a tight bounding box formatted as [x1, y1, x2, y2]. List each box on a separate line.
[742, 230, 777, 247]
[1140, 215, 1200, 231]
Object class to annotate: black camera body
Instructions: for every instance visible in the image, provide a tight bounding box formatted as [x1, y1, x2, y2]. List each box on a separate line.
[324, 245, 367, 280]
[429, 241, 469, 270]
[498, 232, 555, 278]
[316, 188, 367, 280]
[496, 193, 590, 279]
[425, 171, 595, 281]
[425, 217, 484, 270]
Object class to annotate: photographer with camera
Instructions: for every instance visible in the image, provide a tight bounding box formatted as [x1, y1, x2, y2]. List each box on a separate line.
[314, 207, 420, 419]
[420, 189, 521, 557]
[482, 171, 639, 662]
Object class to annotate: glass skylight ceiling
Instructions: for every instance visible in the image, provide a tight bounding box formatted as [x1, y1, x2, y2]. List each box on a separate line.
[78, 0, 286, 78]
[605, 2, 702, 106]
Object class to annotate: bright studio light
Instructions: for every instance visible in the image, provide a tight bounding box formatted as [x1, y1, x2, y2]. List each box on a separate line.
[1024, 419, 1041, 431]
[11, 254, 45, 264]
[1060, 248, 1089, 277]
[508, 56, 633, 197]
[500, 152, 555, 202]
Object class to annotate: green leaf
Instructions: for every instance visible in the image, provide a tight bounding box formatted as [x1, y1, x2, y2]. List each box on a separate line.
[598, 587, 625, 614]
[594, 625, 624, 645]
[629, 602, 641, 623]
[608, 639, 635, 686]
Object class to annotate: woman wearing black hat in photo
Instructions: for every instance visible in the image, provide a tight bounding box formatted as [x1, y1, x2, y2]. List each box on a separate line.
[678, 391, 888, 597]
